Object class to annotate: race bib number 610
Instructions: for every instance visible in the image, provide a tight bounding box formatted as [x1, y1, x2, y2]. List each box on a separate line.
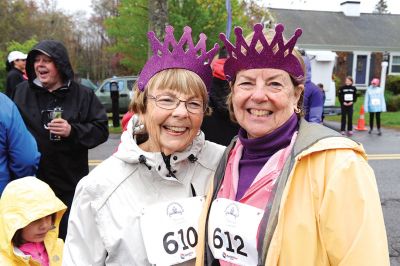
[140, 196, 204, 265]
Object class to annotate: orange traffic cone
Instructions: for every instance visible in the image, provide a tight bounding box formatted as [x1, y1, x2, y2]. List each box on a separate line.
[355, 105, 368, 131]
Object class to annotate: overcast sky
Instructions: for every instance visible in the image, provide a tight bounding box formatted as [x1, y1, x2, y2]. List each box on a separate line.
[50, 0, 400, 15]
[56, 0, 93, 15]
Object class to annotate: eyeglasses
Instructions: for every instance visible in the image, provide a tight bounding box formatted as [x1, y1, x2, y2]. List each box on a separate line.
[147, 94, 205, 114]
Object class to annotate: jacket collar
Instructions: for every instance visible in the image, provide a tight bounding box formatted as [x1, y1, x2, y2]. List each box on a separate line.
[114, 115, 207, 182]
[33, 78, 71, 91]
[293, 118, 366, 159]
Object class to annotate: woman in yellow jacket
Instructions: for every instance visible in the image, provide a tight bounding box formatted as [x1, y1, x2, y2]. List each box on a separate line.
[196, 23, 389, 266]
[0, 176, 66, 265]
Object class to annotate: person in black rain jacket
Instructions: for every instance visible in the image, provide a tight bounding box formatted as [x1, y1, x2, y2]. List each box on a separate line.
[12, 40, 109, 239]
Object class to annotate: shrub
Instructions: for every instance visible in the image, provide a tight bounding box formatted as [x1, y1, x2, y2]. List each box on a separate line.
[386, 75, 400, 95]
[386, 94, 400, 112]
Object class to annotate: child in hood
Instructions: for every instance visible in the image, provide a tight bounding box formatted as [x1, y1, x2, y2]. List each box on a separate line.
[0, 176, 66, 265]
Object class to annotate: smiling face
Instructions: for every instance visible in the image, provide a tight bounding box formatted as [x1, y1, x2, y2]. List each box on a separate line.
[135, 69, 208, 155]
[20, 215, 53, 243]
[231, 68, 303, 139]
[34, 53, 63, 91]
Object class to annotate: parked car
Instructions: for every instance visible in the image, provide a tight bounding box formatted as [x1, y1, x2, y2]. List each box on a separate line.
[80, 78, 98, 91]
[95, 76, 137, 113]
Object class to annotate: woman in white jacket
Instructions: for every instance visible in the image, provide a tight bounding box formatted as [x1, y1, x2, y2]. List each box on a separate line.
[63, 25, 225, 265]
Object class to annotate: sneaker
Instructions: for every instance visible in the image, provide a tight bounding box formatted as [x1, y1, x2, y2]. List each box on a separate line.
[341, 131, 346, 135]
[378, 129, 382, 136]
[348, 131, 354, 136]
[368, 129, 372, 134]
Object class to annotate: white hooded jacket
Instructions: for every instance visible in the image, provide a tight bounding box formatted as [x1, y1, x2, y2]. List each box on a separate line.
[63, 117, 225, 265]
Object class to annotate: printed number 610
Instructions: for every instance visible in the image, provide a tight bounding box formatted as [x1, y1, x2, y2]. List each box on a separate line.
[163, 227, 198, 254]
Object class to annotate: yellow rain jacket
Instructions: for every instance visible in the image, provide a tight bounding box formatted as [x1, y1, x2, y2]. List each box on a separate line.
[196, 120, 389, 266]
[0, 176, 67, 265]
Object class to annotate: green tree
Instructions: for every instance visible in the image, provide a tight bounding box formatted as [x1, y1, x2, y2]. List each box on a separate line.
[105, 0, 259, 74]
[6, 38, 38, 54]
[0, 0, 38, 48]
[0, 38, 38, 92]
[105, 0, 149, 74]
[168, 0, 226, 48]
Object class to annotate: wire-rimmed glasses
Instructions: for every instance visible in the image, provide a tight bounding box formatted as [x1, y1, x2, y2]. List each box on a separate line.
[147, 94, 206, 114]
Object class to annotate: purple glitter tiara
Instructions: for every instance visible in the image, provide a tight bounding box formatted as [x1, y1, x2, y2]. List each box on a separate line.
[137, 25, 219, 91]
[220, 23, 305, 83]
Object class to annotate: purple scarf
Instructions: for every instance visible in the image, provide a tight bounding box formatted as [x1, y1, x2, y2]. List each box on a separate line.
[236, 114, 299, 200]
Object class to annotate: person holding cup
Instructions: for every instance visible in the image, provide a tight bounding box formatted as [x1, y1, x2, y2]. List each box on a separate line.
[12, 40, 109, 240]
[41, 107, 64, 141]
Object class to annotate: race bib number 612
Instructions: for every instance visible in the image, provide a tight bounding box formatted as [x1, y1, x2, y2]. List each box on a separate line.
[207, 198, 264, 266]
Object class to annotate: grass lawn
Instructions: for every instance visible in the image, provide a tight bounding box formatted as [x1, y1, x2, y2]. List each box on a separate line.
[109, 126, 122, 134]
[107, 112, 123, 134]
[324, 95, 400, 129]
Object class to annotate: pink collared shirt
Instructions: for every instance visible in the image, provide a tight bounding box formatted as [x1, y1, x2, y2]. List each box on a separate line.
[216, 132, 297, 266]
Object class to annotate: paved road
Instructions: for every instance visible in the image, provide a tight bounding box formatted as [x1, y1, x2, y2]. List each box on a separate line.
[323, 121, 400, 266]
[89, 121, 400, 265]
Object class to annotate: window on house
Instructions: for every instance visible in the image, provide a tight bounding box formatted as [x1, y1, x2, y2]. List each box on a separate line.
[391, 55, 400, 74]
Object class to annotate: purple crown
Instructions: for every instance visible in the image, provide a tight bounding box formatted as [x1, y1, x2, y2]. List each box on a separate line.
[137, 25, 219, 91]
[220, 23, 304, 83]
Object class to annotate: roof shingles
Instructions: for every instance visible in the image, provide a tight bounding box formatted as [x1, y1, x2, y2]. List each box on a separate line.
[269, 8, 400, 51]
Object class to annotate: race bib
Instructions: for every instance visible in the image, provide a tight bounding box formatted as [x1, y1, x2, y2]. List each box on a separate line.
[140, 196, 205, 265]
[371, 98, 381, 106]
[344, 94, 353, 101]
[207, 198, 264, 266]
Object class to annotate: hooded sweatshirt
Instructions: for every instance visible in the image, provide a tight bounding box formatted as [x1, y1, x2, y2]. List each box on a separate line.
[364, 85, 387, 113]
[0, 176, 67, 265]
[12, 40, 109, 195]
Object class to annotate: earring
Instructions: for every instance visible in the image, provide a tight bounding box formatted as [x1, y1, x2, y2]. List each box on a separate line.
[294, 107, 301, 114]
[132, 114, 146, 135]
